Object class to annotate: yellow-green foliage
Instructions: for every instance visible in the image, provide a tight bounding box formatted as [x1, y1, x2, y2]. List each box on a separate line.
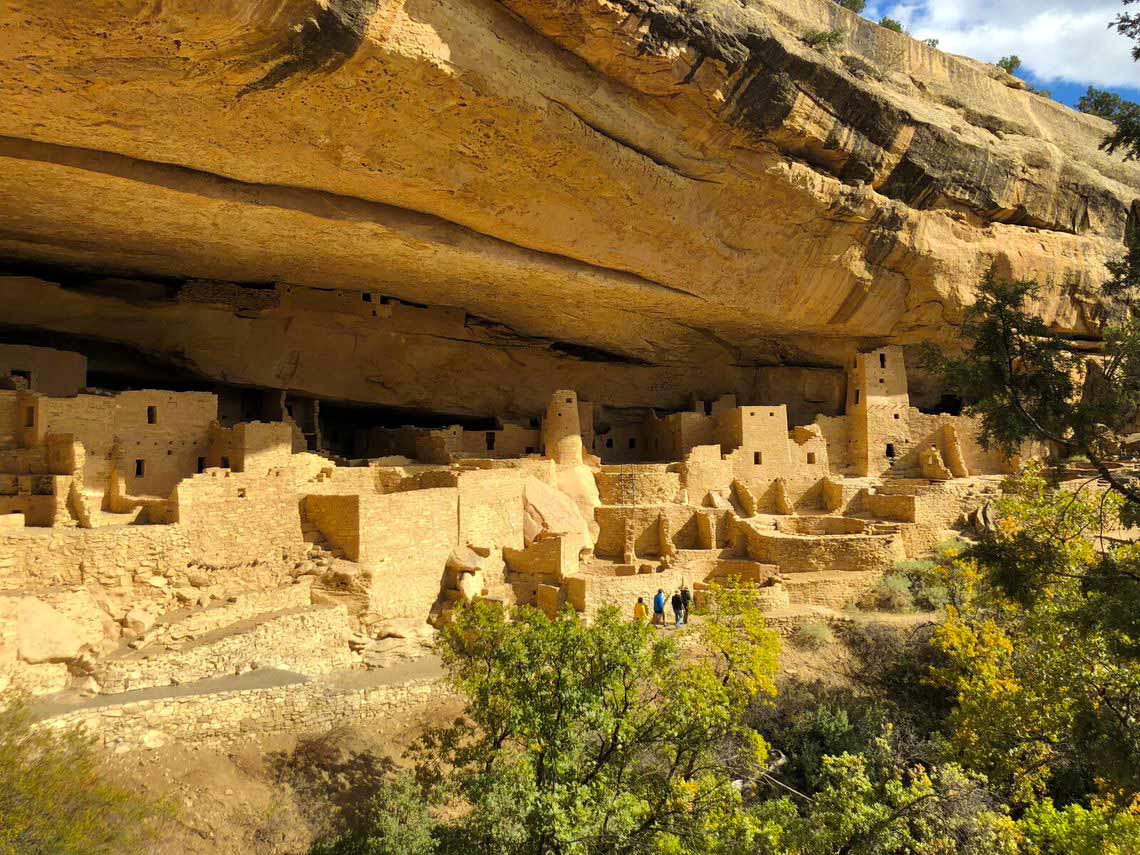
[0, 694, 163, 854]
[927, 467, 1140, 804]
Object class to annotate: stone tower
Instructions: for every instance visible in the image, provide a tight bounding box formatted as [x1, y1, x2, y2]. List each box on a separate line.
[542, 390, 584, 466]
[847, 346, 911, 476]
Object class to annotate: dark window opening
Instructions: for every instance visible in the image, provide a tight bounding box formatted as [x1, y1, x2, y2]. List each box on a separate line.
[920, 394, 964, 416]
[606, 438, 614, 449]
[23, 407, 34, 428]
[885, 443, 896, 459]
[220, 456, 230, 469]
[565, 397, 573, 404]
[237, 488, 247, 498]
[10, 369, 31, 387]
[893, 413, 900, 420]
[525, 446, 535, 455]
[854, 390, 860, 404]
[134, 459, 145, 477]
[362, 292, 372, 303]
[879, 353, 887, 369]
[286, 404, 294, 417]
[703, 400, 713, 416]
[197, 457, 205, 473]
[147, 405, 157, 424]
[485, 431, 496, 451]
[529, 416, 540, 428]
[879, 378, 885, 384]
[628, 437, 637, 449]
[807, 452, 816, 464]
[754, 451, 762, 465]
[769, 411, 775, 417]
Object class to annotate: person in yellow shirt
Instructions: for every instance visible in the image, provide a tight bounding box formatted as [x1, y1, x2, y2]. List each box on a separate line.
[633, 597, 648, 621]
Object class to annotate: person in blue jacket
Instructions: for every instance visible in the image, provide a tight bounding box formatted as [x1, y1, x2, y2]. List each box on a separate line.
[652, 588, 666, 626]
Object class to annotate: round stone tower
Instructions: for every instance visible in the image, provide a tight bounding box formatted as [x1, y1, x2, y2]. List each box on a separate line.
[542, 389, 583, 466]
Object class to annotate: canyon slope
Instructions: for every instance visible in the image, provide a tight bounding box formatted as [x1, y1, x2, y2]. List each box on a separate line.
[0, 0, 1137, 417]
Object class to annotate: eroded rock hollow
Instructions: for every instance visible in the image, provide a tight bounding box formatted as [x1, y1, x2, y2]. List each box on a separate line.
[1, 0, 1136, 420]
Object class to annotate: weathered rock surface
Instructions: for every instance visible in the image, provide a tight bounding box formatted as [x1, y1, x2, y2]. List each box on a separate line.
[0, 0, 1137, 412]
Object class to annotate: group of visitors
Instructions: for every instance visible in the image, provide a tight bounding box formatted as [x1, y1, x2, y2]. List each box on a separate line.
[633, 585, 692, 627]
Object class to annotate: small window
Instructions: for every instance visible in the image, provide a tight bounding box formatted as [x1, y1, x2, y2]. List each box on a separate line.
[485, 431, 496, 451]
[879, 378, 885, 384]
[361, 292, 372, 302]
[703, 401, 713, 416]
[237, 488, 247, 498]
[628, 437, 637, 449]
[769, 411, 775, 417]
[147, 405, 157, 424]
[134, 459, 145, 477]
[807, 452, 816, 465]
[10, 369, 31, 387]
[529, 416, 540, 428]
[893, 413, 900, 420]
[197, 457, 205, 473]
[879, 353, 887, 369]
[606, 438, 614, 449]
[885, 444, 896, 459]
[753, 451, 762, 465]
[23, 406, 34, 428]
[854, 389, 860, 404]
[220, 456, 230, 469]
[565, 397, 573, 404]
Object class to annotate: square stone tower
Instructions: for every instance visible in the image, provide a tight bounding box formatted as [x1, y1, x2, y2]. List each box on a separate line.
[847, 346, 910, 476]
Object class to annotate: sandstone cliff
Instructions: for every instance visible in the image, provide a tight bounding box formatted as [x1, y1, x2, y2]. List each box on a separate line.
[0, 0, 1136, 415]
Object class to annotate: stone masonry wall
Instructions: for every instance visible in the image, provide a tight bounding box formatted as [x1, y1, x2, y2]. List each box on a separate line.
[40, 677, 449, 751]
[173, 468, 304, 567]
[95, 605, 357, 694]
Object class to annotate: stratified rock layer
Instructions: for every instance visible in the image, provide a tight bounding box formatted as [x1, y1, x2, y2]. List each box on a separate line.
[0, 0, 1136, 413]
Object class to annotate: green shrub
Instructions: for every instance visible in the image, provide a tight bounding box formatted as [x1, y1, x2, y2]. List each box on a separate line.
[923, 38, 940, 49]
[916, 583, 950, 611]
[802, 29, 845, 50]
[308, 776, 435, 855]
[878, 17, 905, 33]
[861, 572, 915, 612]
[835, 0, 865, 11]
[933, 538, 967, 560]
[0, 694, 164, 854]
[794, 622, 835, 649]
[893, 559, 936, 575]
[997, 55, 1021, 74]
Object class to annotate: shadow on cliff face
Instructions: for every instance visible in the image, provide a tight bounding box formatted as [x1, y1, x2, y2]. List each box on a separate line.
[239, 0, 382, 97]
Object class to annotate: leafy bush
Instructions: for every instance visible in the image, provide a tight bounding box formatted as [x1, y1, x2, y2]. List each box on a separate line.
[997, 55, 1021, 74]
[933, 538, 967, 560]
[794, 622, 835, 649]
[923, 38, 940, 49]
[890, 559, 950, 611]
[802, 29, 845, 50]
[878, 17, 905, 33]
[308, 776, 435, 855]
[0, 694, 163, 854]
[862, 572, 915, 612]
[834, 0, 865, 11]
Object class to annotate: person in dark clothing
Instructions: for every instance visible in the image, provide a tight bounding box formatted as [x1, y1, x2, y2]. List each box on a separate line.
[680, 585, 693, 624]
[670, 590, 684, 628]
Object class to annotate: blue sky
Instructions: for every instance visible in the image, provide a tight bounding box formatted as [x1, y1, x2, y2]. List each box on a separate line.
[863, 0, 1140, 107]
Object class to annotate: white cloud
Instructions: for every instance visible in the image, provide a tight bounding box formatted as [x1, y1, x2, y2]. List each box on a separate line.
[868, 0, 1140, 87]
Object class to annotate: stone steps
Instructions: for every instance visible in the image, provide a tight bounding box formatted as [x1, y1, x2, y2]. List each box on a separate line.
[94, 603, 359, 694]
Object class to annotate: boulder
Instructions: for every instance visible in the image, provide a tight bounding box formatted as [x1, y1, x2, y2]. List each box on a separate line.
[523, 477, 594, 549]
[123, 608, 157, 635]
[16, 599, 91, 664]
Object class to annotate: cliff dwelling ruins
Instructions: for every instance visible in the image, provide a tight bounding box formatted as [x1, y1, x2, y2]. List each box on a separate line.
[0, 0, 1138, 759]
